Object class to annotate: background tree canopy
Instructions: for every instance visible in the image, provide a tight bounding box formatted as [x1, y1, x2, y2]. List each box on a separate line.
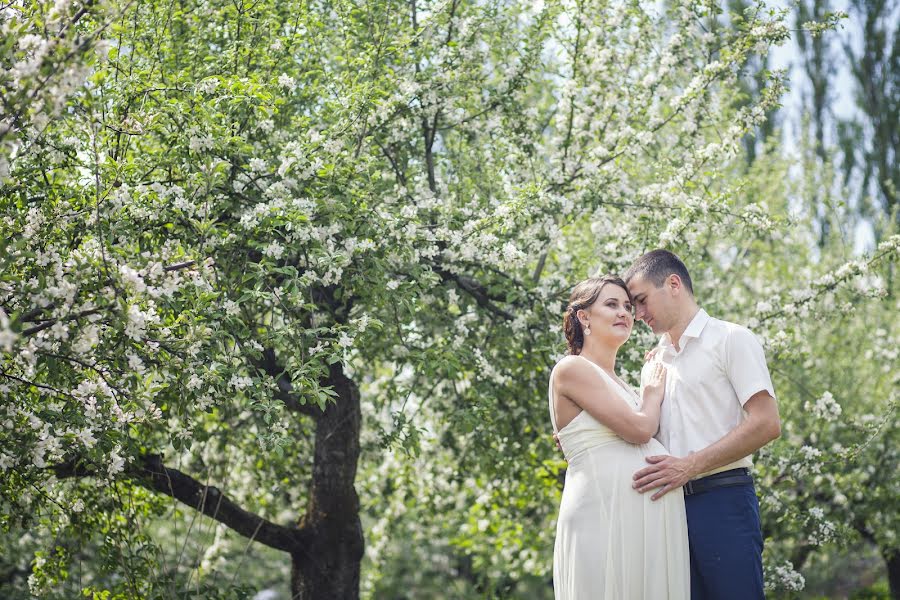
[0, 0, 897, 598]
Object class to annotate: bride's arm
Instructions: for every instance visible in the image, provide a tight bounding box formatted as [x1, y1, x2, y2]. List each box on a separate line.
[555, 358, 666, 444]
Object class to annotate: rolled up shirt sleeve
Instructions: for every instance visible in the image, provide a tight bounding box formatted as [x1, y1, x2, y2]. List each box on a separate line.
[725, 326, 776, 406]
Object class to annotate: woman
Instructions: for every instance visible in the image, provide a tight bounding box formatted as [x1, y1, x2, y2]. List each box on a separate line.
[549, 276, 689, 599]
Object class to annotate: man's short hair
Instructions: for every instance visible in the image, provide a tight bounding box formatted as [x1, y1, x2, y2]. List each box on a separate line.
[624, 249, 694, 295]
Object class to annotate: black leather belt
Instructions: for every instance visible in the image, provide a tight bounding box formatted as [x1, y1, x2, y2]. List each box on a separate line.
[683, 468, 752, 497]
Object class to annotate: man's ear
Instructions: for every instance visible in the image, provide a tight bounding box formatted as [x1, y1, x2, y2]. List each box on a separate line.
[667, 273, 683, 295]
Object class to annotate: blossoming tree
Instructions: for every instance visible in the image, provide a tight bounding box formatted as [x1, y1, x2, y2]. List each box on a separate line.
[1, 0, 895, 598]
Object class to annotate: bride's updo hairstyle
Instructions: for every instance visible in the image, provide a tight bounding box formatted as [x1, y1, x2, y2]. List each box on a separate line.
[564, 275, 633, 355]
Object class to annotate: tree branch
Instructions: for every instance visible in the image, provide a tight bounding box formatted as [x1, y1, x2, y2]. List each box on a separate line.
[373, 138, 407, 186]
[163, 259, 197, 272]
[22, 307, 105, 336]
[52, 454, 310, 555]
[256, 348, 323, 418]
[433, 266, 514, 321]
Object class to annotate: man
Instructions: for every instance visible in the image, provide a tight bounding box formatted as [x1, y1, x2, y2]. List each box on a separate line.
[624, 249, 781, 600]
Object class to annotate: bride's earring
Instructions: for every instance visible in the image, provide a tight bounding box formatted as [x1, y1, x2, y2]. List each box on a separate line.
[583, 322, 591, 336]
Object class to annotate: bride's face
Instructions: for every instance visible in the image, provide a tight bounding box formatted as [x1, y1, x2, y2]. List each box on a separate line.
[580, 285, 634, 345]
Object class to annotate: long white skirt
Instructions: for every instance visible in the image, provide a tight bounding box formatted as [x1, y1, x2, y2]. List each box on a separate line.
[553, 438, 690, 599]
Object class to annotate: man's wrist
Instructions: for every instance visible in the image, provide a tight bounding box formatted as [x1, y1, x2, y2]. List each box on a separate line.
[684, 453, 704, 479]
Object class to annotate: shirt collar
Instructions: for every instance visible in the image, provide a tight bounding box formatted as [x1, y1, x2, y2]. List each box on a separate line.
[681, 308, 710, 340]
[659, 308, 710, 350]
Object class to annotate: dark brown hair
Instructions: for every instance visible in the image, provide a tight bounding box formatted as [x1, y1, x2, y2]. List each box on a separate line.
[623, 249, 694, 295]
[563, 275, 633, 355]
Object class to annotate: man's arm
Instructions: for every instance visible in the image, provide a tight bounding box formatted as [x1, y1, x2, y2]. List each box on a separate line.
[632, 390, 781, 500]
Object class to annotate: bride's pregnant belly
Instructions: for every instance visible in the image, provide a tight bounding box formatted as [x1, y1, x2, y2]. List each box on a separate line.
[560, 437, 671, 507]
[566, 436, 668, 471]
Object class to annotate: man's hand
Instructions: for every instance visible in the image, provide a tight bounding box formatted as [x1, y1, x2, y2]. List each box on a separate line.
[553, 433, 563, 454]
[632, 454, 698, 500]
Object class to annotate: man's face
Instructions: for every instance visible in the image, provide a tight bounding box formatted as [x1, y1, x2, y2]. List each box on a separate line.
[627, 274, 672, 334]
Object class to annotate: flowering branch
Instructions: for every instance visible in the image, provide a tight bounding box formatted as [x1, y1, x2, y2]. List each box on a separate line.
[758, 236, 900, 323]
[51, 454, 311, 555]
[17, 258, 201, 337]
[0, 371, 74, 399]
[21, 307, 105, 337]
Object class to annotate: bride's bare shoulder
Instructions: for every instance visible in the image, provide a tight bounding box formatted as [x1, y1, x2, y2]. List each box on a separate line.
[555, 354, 580, 368]
[554, 355, 592, 378]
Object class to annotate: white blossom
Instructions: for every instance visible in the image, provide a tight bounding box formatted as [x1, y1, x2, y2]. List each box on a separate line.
[187, 374, 203, 390]
[249, 157, 267, 173]
[277, 73, 295, 90]
[0, 308, 16, 351]
[804, 391, 842, 422]
[75, 428, 97, 448]
[107, 446, 125, 478]
[229, 374, 253, 390]
[766, 561, 805, 592]
[223, 299, 240, 316]
[195, 77, 220, 94]
[263, 241, 285, 259]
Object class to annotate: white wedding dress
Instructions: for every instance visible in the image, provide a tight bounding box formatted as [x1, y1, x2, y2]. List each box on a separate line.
[549, 359, 689, 599]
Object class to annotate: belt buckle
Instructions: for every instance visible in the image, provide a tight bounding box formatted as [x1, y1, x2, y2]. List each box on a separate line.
[683, 480, 694, 496]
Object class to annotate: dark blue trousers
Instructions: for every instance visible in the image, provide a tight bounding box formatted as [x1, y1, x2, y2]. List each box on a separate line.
[684, 482, 765, 600]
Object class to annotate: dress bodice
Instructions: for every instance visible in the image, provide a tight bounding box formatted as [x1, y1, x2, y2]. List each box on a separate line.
[549, 357, 641, 461]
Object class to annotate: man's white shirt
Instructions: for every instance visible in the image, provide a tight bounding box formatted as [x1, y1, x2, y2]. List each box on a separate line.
[640, 309, 776, 478]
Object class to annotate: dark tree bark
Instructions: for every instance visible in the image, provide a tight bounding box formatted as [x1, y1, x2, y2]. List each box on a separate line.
[290, 361, 364, 600]
[884, 549, 900, 600]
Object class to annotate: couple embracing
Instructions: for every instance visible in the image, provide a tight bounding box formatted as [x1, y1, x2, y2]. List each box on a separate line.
[549, 250, 781, 599]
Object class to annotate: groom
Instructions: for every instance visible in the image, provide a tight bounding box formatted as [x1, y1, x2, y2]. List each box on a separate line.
[625, 250, 780, 600]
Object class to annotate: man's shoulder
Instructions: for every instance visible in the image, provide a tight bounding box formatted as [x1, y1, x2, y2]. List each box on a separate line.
[699, 315, 764, 352]
[705, 316, 768, 356]
[703, 313, 756, 336]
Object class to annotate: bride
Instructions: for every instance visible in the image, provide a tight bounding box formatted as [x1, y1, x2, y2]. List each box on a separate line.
[549, 275, 689, 599]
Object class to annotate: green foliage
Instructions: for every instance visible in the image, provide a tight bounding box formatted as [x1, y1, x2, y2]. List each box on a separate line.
[0, 0, 896, 598]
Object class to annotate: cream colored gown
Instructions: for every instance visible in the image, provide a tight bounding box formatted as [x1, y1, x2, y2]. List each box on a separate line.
[549, 359, 689, 599]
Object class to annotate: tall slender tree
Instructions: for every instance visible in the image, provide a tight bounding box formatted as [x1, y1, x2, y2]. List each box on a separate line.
[840, 0, 899, 240]
[796, 0, 839, 246]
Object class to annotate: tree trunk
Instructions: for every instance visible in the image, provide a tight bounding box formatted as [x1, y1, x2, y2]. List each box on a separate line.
[884, 548, 900, 600]
[290, 362, 364, 599]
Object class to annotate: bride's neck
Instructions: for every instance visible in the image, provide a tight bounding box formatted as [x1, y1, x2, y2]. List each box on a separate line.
[579, 343, 618, 372]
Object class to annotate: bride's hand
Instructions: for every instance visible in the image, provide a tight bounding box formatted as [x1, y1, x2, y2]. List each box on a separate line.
[643, 361, 667, 401]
